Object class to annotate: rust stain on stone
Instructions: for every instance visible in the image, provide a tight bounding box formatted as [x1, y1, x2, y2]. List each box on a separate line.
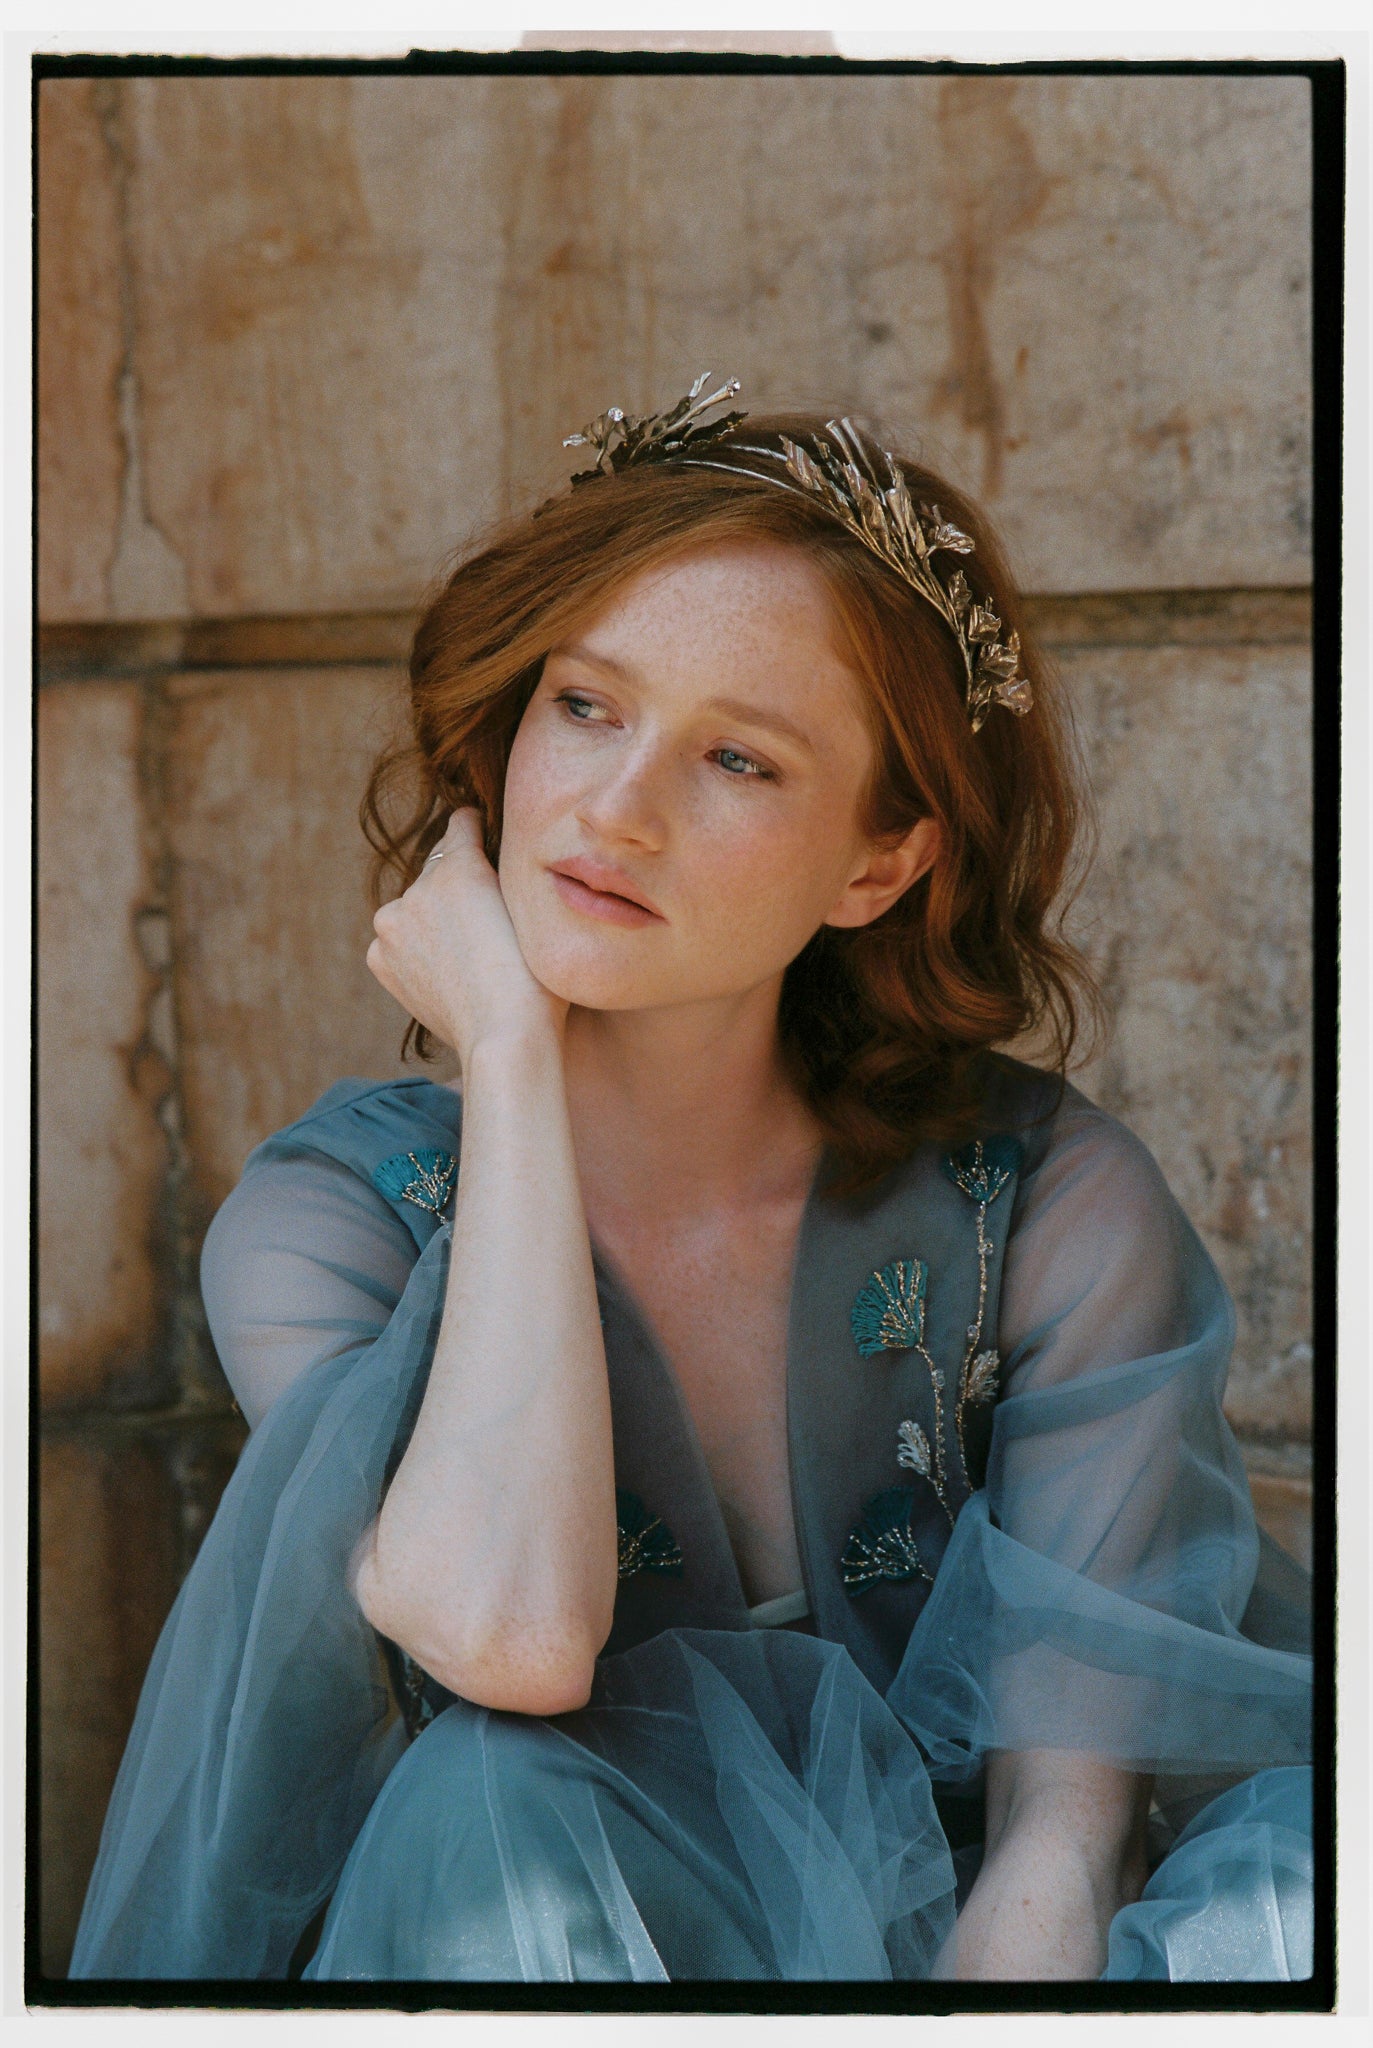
[202, 463, 253, 613]
[494, 75, 634, 512]
[1129, 405, 1195, 473]
[37, 80, 125, 621]
[931, 79, 1057, 498]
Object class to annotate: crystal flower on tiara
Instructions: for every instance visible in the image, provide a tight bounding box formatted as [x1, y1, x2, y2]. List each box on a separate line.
[561, 373, 1033, 733]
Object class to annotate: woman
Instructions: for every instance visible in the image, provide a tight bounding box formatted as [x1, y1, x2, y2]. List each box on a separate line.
[71, 380, 1312, 1985]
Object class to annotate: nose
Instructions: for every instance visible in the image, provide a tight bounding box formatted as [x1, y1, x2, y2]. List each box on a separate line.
[573, 737, 671, 851]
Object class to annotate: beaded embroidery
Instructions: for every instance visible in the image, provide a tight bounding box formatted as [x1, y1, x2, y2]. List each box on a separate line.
[851, 1257, 953, 1524]
[616, 1490, 684, 1579]
[841, 1487, 933, 1592]
[941, 1136, 1020, 1474]
[895, 1417, 933, 1479]
[372, 1148, 458, 1225]
[942, 1135, 1018, 1209]
[842, 1136, 1021, 1595]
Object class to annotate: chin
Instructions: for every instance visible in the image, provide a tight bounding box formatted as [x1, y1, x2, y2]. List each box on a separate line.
[512, 918, 672, 1013]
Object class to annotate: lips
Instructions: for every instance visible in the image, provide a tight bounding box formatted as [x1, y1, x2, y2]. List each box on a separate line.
[551, 858, 661, 914]
[548, 857, 665, 927]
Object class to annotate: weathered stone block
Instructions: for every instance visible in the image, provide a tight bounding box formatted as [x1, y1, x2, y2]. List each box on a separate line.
[38, 1432, 181, 1978]
[164, 664, 457, 1213]
[894, 72, 1312, 592]
[38, 72, 1309, 621]
[114, 73, 505, 620]
[37, 681, 171, 1410]
[1063, 639, 1311, 1440]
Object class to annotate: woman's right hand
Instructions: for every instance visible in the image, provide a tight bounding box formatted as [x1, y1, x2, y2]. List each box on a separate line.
[366, 808, 567, 1066]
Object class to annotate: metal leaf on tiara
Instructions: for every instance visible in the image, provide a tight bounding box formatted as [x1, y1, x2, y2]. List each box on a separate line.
[559, 374, 1033, 732]
[563, 371, 748, 484]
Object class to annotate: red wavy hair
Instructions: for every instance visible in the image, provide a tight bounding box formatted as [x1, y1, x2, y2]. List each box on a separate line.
[361, 414, 1100, 1190]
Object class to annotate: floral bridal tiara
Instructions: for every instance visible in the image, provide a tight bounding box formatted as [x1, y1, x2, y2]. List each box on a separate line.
[562, 372, 1034, 733]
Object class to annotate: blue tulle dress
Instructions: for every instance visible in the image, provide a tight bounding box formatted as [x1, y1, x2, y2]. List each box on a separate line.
[69, 1066, 1313, 1984]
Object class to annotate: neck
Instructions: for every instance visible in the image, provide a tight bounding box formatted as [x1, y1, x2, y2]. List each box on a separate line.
[562, 978, 823, 1217]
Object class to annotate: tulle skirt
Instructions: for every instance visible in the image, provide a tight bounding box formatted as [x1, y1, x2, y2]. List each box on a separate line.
[302, 1626, 1312, 1984]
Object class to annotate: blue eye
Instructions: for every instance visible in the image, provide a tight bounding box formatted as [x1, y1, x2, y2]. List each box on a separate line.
[556, 691, 603, 721]
[721, 749, 774, 778]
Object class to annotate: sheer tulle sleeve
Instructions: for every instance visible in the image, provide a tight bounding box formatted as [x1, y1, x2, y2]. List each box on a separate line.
[70, 1138, 448, 1978]
[885, 1088, 1311, 1795]
[200, 1154, 418, 1427]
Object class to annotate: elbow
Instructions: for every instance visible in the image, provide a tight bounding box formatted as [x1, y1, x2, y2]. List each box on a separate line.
[412, 1618, 601, 1718]
[464, 1646, 599, 1718]
[355, 1551, 603, 1717]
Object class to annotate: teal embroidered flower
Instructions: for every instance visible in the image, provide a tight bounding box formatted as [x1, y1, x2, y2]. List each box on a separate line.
[616, 1490, 684, 1579]
[841, 1488, 932, 1594]
[941, 1134, 1021, 1207]
[373, 1148, 457, 1223]
[851, 1257, 928, 1355]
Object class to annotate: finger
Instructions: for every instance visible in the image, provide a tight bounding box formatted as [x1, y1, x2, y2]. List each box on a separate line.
[441, 806, 484, 849]
[412, 808, 483, 888]
[413, 813, 492, 896]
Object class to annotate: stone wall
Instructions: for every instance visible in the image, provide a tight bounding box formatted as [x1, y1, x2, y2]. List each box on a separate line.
[35, 67, 1313, 1974]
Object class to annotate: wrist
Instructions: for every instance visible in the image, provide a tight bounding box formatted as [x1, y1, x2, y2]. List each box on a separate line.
[462, 1019, 566, 1087]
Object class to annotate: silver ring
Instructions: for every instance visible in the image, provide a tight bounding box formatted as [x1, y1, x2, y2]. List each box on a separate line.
[423, 849, 446, 867]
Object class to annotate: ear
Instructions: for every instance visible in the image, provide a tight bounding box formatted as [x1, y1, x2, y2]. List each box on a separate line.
[822, 817, 941, 930]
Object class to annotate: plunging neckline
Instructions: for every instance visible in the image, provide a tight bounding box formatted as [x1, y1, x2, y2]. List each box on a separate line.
[584, 1143, 838, 1622]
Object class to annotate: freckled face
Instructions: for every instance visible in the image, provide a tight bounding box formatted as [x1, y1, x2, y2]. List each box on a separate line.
[498, 542, 884, 1013]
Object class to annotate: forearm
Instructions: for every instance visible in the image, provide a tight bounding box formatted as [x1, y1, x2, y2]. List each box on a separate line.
[936, 1752, 1151, 1981]
[356, 1028, 618, 1711]
[937, 1819, 1121, 1980]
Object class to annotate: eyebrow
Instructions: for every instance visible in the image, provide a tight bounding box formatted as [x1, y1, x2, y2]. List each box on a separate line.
[549, 640, 636, 683]
[700, 697, 816, 754]
[548, 644, 817, 756]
